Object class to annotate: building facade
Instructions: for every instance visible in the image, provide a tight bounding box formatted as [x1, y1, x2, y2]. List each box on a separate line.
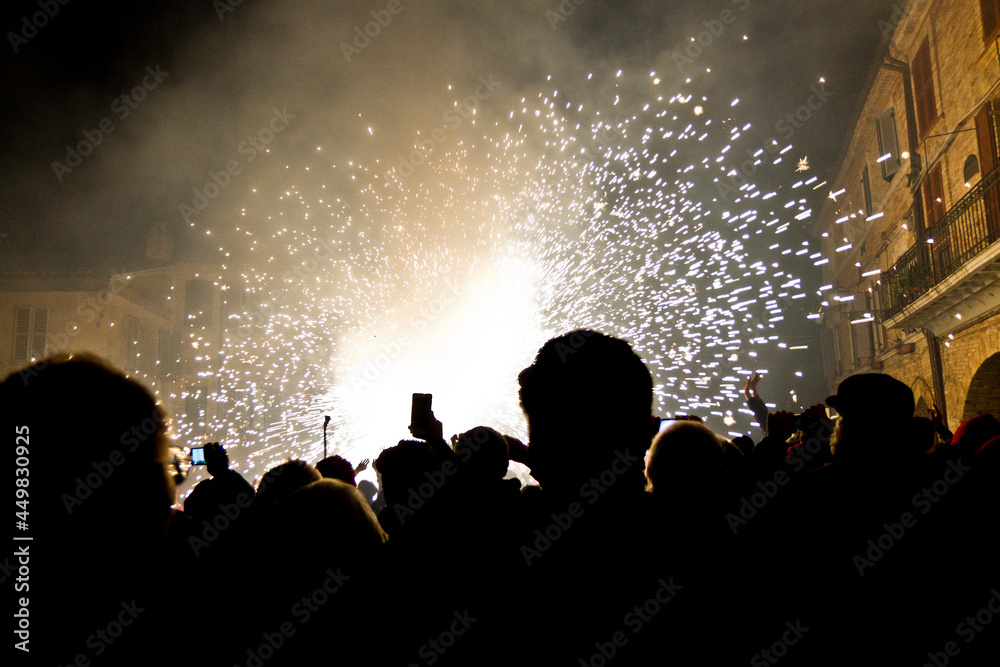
[0, 223, 227, 436]
[815, 0, 1000, 429]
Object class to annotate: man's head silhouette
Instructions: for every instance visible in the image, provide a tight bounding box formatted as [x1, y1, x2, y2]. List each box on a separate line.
[518, 330, 653, 497]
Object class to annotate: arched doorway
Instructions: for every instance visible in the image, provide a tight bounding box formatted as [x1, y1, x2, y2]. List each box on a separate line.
[911, 377, 934, 418]
[963, 352, 1000, 421]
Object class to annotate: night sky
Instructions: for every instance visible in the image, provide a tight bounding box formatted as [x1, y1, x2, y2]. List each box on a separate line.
[0, 0, 905, 451]
[1, 0, 898, 268]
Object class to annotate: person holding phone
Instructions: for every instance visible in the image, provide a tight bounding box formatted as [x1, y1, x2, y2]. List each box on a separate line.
[182, 442, 255, 534]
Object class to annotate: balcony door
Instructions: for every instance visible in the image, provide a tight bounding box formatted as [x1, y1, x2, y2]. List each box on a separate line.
[975, 101, 1000, 239]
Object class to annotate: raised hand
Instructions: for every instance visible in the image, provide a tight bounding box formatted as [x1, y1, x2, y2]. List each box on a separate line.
[204, 441, 230, 477]
[409, 412, 444, 443]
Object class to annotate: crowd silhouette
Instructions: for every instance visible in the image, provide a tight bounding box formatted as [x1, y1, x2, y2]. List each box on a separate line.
[2, 329, 998, 666]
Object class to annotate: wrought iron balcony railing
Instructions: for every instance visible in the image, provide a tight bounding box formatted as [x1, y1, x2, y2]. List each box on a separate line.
[876, 164, 1000, 321]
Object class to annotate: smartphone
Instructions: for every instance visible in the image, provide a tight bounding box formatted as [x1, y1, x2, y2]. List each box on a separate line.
[658, 418, 676, 433]
[411, 393, 433, 430]
[190, 446, 207, 466]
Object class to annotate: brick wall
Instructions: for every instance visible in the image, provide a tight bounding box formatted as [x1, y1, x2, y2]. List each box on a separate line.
[941, 310, 1000, 426]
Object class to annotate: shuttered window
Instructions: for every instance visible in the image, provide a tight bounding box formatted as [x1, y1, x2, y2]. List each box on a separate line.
[912, 38, 938, 140]
[923, 163, 946, 227]
[13, 307, 47, 362]
[976, 102, 999, 177]
[876, 108, 901, 181]
[982, 0, 1000, 43]
[862, 166, 874, 216]
[851, 296, 875, 363]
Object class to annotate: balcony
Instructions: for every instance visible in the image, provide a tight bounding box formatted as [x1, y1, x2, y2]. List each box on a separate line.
[877, 165, 1000, 336]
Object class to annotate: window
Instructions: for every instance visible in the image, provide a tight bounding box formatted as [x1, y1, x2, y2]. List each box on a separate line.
[876, 108, 901, 181]
[831, 327, 842, 377]
[976, 101, 1000, 236]
[185, 387, 208, 426]
[982, 0, 1000, 43]
[912, 37, 938, 140]
[157, 328, 174, 376]
[975, 102, 999, 177]
[923, 163, 946, 227]
[185, 279, 214, 326]
[13, 307, 47, 362]
[871, 291, 887, 351]
[125, 315, 141, 373]
[861, 165, 874, 216]
[851, 305, 874, 365]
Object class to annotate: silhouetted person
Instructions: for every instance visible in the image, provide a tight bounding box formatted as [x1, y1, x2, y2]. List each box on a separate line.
[253, 458, 321, 516]
[184, 442, 255, 528]
[357, 478, 385, 513]
[646, 420, 726, 511]
[233, 479, 389, 666]
[948, 413, 1000, 461]
[0, 355, 184, 665]
[514, 330, 700, 664]
[316, 454, 369, 485]
[744, 373, 954, 665]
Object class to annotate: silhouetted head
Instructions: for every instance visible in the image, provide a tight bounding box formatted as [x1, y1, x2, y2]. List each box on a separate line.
[453, 426, 509, 484]
[518, 330, 653, 497]
[0, 354, 174, 538]
[268, 479, 388, 563]
[645, 421, 726, 501]
[357, 479, 380, 504]
[184, 470, 255, 528]
[316, 454, 357, 485]
[950, 414, 1000, 459]
[826, 373, 914, 462]
[373, 440, 439, 510]
[255, 459, 321, 514]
